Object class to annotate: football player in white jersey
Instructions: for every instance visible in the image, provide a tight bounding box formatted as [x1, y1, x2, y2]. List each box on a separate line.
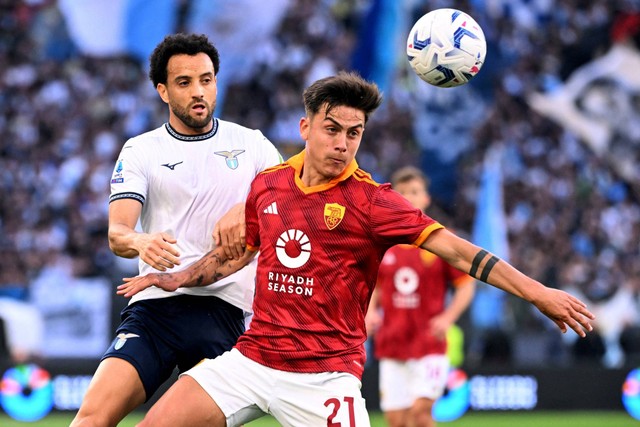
[70, 33, 281, 427]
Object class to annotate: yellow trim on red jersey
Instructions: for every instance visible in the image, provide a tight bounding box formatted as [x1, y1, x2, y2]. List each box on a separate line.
[246, 243, 260, 252]
[352, 169, 380, 186]
[286, 150, 361, 195]
[258, 162, 290, 176]
[413, 222, 445, 247]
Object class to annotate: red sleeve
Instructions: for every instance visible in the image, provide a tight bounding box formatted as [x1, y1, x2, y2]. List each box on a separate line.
[245, 180, 260, 251]
[370, 184, 443, 247]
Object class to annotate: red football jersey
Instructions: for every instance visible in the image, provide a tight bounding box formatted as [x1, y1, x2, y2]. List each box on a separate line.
[374, 244, 473, 360]
[235, 151, 443, 379]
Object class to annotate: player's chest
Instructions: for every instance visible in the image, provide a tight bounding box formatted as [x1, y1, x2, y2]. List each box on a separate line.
[148, 144, 254, 190]
[257, 191, 372, 248]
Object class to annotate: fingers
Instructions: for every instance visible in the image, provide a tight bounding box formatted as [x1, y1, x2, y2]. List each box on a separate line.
[116, 278, 144, 298]
[219, 229, 245, 260]
[542, 290, 595, 338]
[557, 305, 594, 338]
[141, 237, 181, 271]
[214, 203, 246, 260]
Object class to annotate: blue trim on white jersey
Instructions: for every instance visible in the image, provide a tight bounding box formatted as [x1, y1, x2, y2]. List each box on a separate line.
[109, 192, 145, 204]
[164, 118, 219, 141]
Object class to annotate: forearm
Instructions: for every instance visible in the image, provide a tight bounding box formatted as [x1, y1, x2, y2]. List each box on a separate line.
[108, 223, 141, 258]
[423, 230, 545, 302]
[442, 282, 475, 323]
[171, 247, 255, 288]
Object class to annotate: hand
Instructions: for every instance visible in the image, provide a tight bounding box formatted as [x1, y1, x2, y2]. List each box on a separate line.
[213, 203, 246, 260]
[135, 232, 181, 271]
[533, 288, 595, 337]
[116, 273, 181, 298]
[428, 314, 452, 341]
[365, 309, 382, 336]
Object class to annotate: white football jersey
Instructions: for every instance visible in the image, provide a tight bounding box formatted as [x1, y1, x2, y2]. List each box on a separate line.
[109, 119, 282, 312]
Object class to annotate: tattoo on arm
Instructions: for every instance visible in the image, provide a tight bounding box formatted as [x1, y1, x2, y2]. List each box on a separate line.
[469, 249, 500, 282]
[480, 256, 500, 282]
[186, 250, 233, 287]
[469, 249, 488, 278]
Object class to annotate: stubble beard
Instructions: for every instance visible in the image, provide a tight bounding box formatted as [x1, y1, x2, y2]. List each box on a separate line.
[171, 99, 215, 132]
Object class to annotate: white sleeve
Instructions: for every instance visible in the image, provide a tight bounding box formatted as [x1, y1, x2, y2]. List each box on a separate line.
[109, 140, 148, 204]
[253, 130, 283, 172]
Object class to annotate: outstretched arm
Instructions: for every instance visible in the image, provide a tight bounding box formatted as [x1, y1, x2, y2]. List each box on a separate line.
[116, 247, 257, 298]
[421, 228, 595, 337]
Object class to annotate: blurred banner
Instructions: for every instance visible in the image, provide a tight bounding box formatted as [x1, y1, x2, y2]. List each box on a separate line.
[58, 0, 179, 61]
[528, 42, 640, 185]
[469, 145, 510, 330]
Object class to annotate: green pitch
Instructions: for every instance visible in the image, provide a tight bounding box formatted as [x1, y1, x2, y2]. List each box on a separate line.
[0, 411, 636, 426]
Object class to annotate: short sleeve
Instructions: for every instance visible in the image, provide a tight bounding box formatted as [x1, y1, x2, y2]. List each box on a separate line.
[109, 140, 147, 204]
[370, 184, 443, 248]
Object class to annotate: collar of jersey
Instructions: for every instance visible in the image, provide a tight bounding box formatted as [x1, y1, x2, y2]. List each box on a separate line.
[287, 150, 359, 194]
[164, 118, 219, 141]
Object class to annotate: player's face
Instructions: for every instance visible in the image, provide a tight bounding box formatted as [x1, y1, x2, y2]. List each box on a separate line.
[299, 104, 365, 186]
[157, 52, 217, 134]
[394, 178, 431, 211]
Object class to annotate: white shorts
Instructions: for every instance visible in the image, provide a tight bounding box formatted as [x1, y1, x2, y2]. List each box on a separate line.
[183, 348, 371, 427]
[379, 355, 449, 411]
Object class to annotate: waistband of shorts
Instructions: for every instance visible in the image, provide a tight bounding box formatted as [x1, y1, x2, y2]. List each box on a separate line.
[131, 294, 243, 317]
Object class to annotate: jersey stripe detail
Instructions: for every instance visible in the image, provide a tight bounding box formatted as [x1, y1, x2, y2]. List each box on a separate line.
[163, 119, 219, 141]
[109, 192, 145, 204]
[352, 169, 380, 186]
[259, 163, 290, 176]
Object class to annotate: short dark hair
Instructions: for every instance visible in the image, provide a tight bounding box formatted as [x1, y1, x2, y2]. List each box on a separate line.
[302, 71, 383, 123]
[148, 33, 220, 87]
[390, 166, 430, 189]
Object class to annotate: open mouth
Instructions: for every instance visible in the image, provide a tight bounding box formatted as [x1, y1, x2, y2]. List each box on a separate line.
[192, 103, 207, 113]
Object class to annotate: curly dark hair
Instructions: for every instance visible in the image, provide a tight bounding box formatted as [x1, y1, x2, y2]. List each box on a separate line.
[148, 33, 220, 87]
[302, 71, 383, 124]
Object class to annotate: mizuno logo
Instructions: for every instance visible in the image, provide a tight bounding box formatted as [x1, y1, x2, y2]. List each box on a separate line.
[215, 150, 245, 170]
[161, 161, 183, 170]
[263, 202, 278, 215]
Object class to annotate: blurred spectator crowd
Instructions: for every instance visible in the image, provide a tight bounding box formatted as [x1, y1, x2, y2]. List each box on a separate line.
[0, 0, 639, 368]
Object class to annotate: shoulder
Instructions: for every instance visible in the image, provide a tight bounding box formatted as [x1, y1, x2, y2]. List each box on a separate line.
[216, 119, 276, 147]
[125, 125, 167, 149]
[352, 168, 381, 187]
[216, 119, 262, 138]
[256, 162, 292, 179]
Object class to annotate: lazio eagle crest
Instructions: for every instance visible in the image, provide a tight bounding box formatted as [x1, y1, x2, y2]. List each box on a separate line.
[324, 203, 345, 230]
[215, 150, 245, 169]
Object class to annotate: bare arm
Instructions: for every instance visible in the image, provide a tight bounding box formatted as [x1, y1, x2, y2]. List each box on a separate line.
[365, 285, 383, 336]
[421, 228, 594, 337]
[429, 280, 475, 340]
[117, 247, 257, 298]
[108, 199, 181, 271]
[212, 202, 246, 260]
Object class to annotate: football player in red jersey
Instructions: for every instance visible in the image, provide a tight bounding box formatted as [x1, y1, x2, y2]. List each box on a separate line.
[366, 166, 475, 427]
[117, 72, 594, 427]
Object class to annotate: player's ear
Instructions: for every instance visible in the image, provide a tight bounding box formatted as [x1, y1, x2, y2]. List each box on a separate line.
[299, 116, 310, 141]
[156, 83, 169, 104]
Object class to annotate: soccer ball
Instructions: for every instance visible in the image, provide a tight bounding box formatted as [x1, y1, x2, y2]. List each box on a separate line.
[407, 8, 486, 88]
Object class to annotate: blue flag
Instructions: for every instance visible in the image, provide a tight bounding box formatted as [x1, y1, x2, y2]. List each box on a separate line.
[470, 146, 509, 329]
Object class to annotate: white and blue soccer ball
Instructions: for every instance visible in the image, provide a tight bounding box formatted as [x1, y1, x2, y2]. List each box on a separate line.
[407, 8, 486, 88]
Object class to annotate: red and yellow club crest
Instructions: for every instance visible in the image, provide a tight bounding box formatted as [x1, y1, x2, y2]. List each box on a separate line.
[324, 203, 345, 230]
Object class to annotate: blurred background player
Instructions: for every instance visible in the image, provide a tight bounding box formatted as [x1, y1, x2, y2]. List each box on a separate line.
[366, 166, 475, 427]
[70, 33, 281, 427]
